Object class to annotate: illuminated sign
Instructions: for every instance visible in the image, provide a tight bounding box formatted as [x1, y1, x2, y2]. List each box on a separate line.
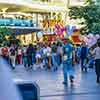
[0, 19, 34, 27]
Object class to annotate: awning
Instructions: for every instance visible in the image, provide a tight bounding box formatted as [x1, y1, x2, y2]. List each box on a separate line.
[5, 26, 42, 35]
[0, 1, 66, 13]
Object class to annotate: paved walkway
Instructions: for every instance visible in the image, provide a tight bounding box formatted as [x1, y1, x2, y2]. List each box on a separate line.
[12, 65, 100, 100]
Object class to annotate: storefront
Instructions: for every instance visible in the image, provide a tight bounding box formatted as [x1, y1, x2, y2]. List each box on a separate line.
[0, 0, 67, 45]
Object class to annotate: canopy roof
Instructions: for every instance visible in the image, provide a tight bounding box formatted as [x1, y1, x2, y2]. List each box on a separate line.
[5, 26, 42, 35]
[0, 0, 66, 13]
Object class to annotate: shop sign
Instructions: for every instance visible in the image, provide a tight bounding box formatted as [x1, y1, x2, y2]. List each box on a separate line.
[0, 19, 34, 27]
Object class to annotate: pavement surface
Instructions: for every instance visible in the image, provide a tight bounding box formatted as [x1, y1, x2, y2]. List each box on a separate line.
[12, 64, 100, 100]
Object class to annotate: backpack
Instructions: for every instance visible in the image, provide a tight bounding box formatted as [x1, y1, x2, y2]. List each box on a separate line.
[10, 48, 15, 56]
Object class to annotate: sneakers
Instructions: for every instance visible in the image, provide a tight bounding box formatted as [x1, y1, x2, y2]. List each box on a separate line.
[63, 81, 68, 85]
[70, 75, 74, 84]
[81, 67, 87, 72]
[63, 75, 74, 85]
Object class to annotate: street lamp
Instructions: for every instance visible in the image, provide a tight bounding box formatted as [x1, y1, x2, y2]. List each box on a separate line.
[63, 0, 70, 24]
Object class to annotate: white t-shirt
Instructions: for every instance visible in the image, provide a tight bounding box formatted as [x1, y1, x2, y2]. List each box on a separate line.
[43, 48, 47, 55]
[57, 46, 63, 54]
[46, 47, 51, 56]
[18, 49, 22, 55]
[92, 47, 100, 60]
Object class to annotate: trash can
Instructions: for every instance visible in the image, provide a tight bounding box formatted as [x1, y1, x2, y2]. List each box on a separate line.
[15, 80, 40, 100]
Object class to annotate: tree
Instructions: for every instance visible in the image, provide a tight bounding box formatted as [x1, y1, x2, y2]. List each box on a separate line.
[0, 27, 22, 46]
[69, 0, 100, 34]
[0, 27, 12, 45]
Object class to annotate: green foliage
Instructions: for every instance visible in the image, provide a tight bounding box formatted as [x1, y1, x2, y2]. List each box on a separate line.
[0, 27, 11, 35]
[69, 0, 100, 34]
[0, 27, 12, 45]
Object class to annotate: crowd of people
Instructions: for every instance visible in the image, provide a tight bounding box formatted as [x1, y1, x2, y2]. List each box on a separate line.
[0, 42, 63, 70]
[0, 38, 100, 85]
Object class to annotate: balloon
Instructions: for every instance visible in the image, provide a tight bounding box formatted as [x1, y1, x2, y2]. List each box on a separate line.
[87, 34, 94, 38]
[84, 34, 98, 47]
[65, 25, 76, 36]
[37, 31, 43, 38]
[68, 36, 72, 41]
[95, 34, 100, 39]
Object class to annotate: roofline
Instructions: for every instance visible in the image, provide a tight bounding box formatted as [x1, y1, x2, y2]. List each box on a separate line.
[0, 1, 67, 12]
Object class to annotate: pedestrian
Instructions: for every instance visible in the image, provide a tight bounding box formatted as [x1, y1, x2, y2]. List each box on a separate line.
[76, 44, 81, 64]
[26, 44, 34, 68]
[36, 46, 41, 66]
[51, 42, 58, 71]
[17, 46, 22, 64]
[22, 45, 27, 68]
[62, 39, 76, 85]
[92, 41, 100, 83]
[9, 45, 16, 69]
[80, 42, 89, 72]
[46, 44, 52, 69]
[32, 45, 36, 65]
[43, 44, 50, 70]
[57, 43, 63, 66]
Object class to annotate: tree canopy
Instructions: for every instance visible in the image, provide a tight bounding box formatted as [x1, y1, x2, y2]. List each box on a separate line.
[69, 0, 100, 34]
[0, 27, 12, 45]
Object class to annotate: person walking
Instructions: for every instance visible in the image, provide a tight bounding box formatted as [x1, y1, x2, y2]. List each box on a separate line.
[17, 46, 22, 64]
[62, 39, 76, 85]
[76, 44, 81, 64]
[51, 42, 58, 71]
[26, 44, 34, 68]
[92, 41, 100, 83]
[80, 43, 89, 72]
[22, 45, 27, 68]
[57, 43, 63, 66]
[46, 44, 52, 69]
[43, 45, 48, 69]
[9, 45, 16, 69]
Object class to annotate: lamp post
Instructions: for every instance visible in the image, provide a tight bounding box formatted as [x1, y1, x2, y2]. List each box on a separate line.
[63, 0, 70, 24]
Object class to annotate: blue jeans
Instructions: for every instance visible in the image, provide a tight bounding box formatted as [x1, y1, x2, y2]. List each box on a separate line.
[52, 53, 57, 70]
[32, 53, 36, 64]
[63, 62, 74, 82]
[57, 54, 61, 66]
[23, 55, 27, 66]
[81, 57, 87, 69]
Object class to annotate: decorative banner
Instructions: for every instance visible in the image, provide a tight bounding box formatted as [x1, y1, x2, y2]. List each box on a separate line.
[54, 24, 65, 35]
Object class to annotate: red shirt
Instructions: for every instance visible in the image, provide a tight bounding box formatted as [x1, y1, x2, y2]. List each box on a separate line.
[1, 47, 8, 56]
